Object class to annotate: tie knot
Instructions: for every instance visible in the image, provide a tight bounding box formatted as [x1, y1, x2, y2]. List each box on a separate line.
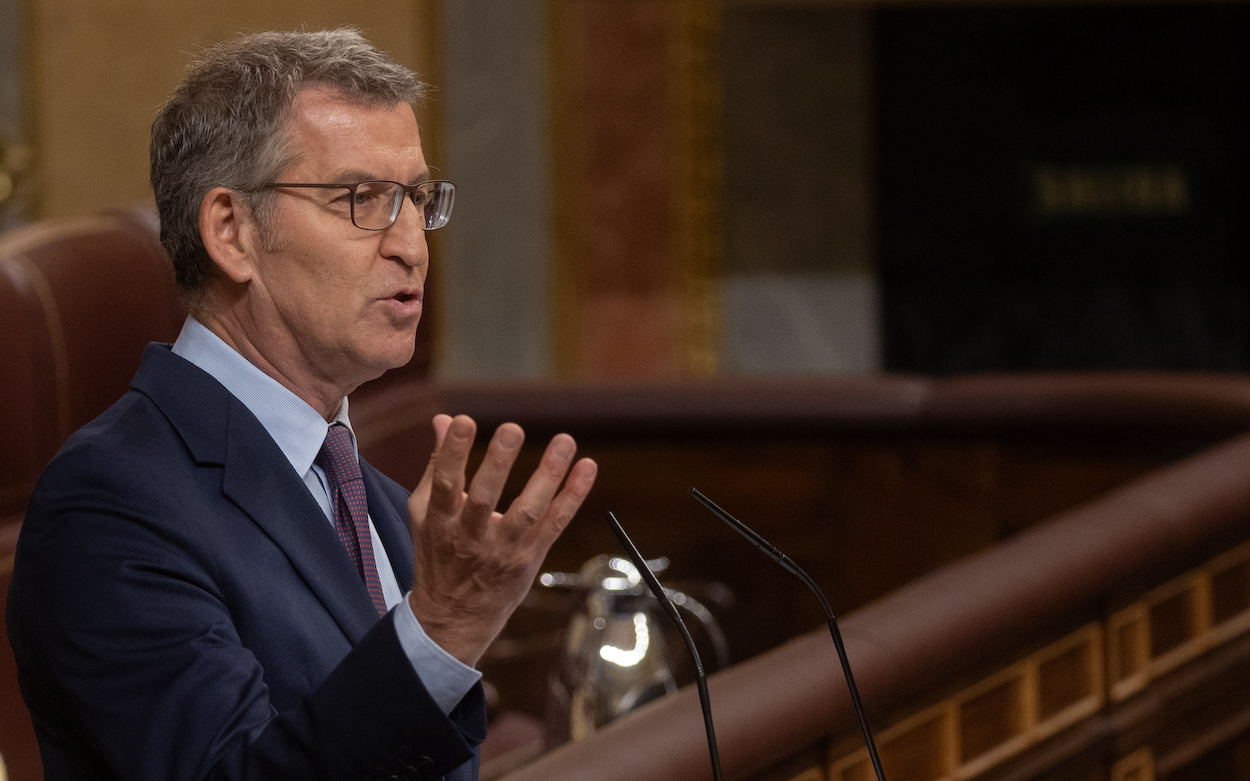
[317, 424, 362, 490]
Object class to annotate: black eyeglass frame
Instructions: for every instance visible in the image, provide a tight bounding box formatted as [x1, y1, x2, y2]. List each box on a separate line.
[259, 179, 456, 231]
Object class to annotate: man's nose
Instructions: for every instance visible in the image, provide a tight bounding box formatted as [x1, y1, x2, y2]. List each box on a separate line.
[381, 194, 428, 267]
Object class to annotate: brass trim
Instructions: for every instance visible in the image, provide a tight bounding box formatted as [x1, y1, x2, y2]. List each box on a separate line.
[1108, 603, 1149, 699]
[1106, 557, 1250, 702]
[1032, 624, 1104, 742]
[1142, 573, 1209, 676]
[953, 662, 1031, 778]
[830, 623, 1104, 781]
[830, 537, 1250, 780]
[1203, 540, 1250, 647]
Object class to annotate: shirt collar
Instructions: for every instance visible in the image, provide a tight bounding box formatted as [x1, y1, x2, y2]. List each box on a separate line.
[171, 316, 354, 476]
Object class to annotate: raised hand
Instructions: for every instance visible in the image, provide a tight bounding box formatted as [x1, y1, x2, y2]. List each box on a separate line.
[407, 414, 598, 666]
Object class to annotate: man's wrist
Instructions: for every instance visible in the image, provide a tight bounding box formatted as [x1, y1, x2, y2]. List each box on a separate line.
[407, 590, 493, 668]
[395, 593, 482, 714]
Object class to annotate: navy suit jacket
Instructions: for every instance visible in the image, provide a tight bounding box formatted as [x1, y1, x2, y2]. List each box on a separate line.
[7, 344, 485, 781]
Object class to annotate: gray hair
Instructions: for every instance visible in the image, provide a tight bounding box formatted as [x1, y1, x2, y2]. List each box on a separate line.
[150, 29, 426, 307]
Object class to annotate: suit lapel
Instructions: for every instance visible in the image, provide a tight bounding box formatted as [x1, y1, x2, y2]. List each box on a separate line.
[221, 401, 379, 643]
[134, 344, 379, 645]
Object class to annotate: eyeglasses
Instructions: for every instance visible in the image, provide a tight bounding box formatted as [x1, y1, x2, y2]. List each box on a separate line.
[260, 180, 456, 231]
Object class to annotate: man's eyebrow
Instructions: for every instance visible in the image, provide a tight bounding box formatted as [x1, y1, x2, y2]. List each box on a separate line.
[323, 168, 374, 183]
[328, 168, 432, 185]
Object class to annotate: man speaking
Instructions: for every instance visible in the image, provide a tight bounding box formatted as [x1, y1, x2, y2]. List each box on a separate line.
[7, 28, 597, 781]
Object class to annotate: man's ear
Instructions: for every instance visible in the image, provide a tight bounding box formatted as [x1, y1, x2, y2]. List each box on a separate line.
[199, 187, 260, 284]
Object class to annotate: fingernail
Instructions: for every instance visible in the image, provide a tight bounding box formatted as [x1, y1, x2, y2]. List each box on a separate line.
[498, 426, 522, 449]
[553, 437, 574, 461]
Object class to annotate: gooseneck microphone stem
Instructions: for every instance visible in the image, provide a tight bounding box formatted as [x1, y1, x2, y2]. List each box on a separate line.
[605, 512, 725, 781]
[690, 489, 887, 781]
[825, 617, 886, 781]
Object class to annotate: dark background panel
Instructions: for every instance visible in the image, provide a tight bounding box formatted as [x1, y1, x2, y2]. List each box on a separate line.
[875, 4, 1250, 372]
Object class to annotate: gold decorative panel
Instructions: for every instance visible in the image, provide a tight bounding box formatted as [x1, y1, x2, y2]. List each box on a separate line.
[827, 540, 1250, 781]
[830, 625, 1103, 781]
[1109, 541, 1250, 701]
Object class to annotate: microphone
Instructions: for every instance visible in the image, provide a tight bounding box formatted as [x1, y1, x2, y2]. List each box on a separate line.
[690, 488, 887, 781]
[604, 511, 724, 781]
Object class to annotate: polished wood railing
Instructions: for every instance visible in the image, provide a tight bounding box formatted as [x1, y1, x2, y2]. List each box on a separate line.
[493, 429, 1250, 781]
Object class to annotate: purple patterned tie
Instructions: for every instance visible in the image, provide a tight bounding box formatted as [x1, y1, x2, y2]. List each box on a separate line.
[316, 424, 388, 616]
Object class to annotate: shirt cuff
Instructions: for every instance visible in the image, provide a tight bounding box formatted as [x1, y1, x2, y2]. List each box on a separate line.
[393, 593, 483, 715]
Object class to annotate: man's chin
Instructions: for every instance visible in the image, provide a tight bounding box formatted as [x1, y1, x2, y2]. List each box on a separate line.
[373, 334, 420, 374]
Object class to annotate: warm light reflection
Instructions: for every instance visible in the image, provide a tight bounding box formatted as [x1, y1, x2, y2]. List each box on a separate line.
[599, 613, 650, 667]
[602, 557, 641, 591]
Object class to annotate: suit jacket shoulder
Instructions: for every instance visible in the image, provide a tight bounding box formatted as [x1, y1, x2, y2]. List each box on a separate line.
[8, 344, 484, 781]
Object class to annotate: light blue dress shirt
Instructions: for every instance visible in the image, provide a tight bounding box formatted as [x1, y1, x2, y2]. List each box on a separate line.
[172, 317, 480, 715]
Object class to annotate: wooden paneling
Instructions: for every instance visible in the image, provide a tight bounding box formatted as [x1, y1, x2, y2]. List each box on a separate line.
[29, 0, 437, 221]
[1108, 542, 1250, 703]
[821, 539, 1250, 781]
[829, 625, 1102, 781]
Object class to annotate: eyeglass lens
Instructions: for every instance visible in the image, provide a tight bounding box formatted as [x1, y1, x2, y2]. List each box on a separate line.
[351, 181, 455, 231]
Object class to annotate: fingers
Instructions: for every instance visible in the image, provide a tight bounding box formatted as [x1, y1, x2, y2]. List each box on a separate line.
[410, 417, 597, 550]
[503, 434, 597, 543]
[425, 415, 477, 519]
[462, 423, 526, 533]
[409, 413, 477, 528]
[412, 414, 453, 495]
[407, 425, 596, 667]
[431, 413, 453, 446]
[409, 414, 456, 528]
[538, 456, 598, 540]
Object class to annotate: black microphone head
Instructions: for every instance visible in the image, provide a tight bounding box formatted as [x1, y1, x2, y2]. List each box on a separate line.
[687, 491, 887, 781]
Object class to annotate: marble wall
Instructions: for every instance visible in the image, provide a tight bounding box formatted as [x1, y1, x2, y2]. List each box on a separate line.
[439, 0, 552, 379]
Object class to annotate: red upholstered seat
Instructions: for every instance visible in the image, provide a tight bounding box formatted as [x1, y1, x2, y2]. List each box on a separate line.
[0, 208, 184, 521]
